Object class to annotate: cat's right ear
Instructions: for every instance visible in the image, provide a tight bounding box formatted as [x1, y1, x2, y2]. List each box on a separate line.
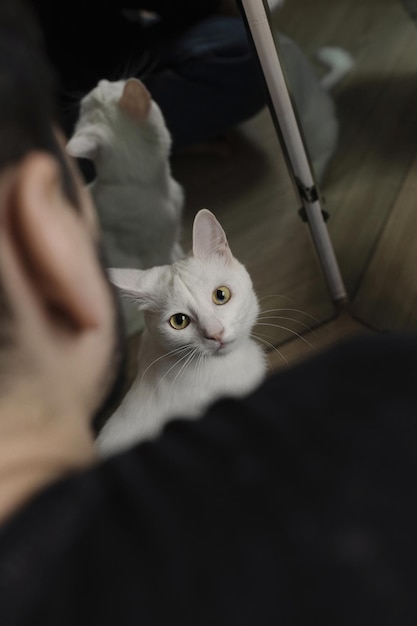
[119, 78, 151, 122]
[193, 209, 233, 264]
[108, 268, 158, 310]
[66, 134, 99, 161]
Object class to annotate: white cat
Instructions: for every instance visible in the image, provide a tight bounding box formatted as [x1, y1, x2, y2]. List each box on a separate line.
[98, 209, 267, 457]
[277, 35, 353, 181]
[67, 78, 184, 332]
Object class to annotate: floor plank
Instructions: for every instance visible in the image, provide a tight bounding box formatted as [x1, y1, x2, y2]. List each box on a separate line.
[352, 152, 417, 329]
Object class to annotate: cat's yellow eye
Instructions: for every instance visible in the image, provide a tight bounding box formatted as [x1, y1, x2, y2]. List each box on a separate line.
[169, 313, 190, 330]
[212, 286, 231, 305]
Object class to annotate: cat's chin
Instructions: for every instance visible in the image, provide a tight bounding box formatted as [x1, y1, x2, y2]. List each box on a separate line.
[198, 343, 231, 358]
[213, 340, 235, 357]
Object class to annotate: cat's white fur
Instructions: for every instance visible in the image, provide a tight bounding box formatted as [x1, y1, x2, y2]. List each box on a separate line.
[98, 209, 267, 457]
[67, 78, 184, 332]
[277, 35, 353, 181]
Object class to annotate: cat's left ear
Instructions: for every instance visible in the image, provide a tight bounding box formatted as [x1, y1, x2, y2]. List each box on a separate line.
[192, 209, 233, 264]
[108, 267, 159, 310]
[119, 78, 151, 122]
[67, 134, 99, 161]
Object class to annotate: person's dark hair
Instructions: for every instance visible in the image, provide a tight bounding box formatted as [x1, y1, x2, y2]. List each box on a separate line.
[0, 0, 79, 337]
[0, 0, 78, 203]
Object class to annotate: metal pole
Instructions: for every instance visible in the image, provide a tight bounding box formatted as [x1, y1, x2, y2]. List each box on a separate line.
[237, 0, 347, 303]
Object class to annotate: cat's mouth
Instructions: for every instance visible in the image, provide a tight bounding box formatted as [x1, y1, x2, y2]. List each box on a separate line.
[199, 337, 235, 357]
[213, 340, 234, 356]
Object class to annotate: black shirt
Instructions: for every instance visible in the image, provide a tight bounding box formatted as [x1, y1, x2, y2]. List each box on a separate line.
[0, 333, 416, 625]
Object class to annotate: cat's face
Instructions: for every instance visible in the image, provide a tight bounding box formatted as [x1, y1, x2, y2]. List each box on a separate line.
[110, 210, 259, 357]
[145, 257, 258, 357]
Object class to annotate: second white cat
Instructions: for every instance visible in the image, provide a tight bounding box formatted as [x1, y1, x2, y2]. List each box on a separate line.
[98, 209, 267, 456]
[67, 78, 184, 332]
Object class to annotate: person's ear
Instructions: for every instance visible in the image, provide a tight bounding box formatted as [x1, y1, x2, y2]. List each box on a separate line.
[4, 152, 103, 331]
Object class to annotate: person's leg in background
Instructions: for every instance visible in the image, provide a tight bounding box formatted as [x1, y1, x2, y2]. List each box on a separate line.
[142, 15, 266, 152]
[35, 5, 266, 175]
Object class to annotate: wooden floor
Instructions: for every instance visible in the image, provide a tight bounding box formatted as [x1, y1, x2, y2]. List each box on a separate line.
[125, 0, 417, 378]
[274, 0, 417, 331]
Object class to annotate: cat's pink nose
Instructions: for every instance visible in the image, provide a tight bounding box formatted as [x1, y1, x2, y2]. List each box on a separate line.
[204, 328, 224, 346]
[208, 333, 223, 345]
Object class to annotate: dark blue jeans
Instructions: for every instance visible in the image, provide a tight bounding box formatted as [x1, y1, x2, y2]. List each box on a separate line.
[143, 15, 266, 150]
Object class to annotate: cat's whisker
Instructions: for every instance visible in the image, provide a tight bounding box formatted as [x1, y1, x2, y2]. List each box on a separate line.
[150, 346, 194, 393]
[195, 352, 206, 384]
[256, 314, 317, 336]
[258, 293, 296, 305]
[168, 348, 199, 394]
[171, 349, 198, 388]
[139, 345, 190, 383]
[251, 332, 289, 366]
[256, 322, 318, 352]
[259, 307, 328, 330]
